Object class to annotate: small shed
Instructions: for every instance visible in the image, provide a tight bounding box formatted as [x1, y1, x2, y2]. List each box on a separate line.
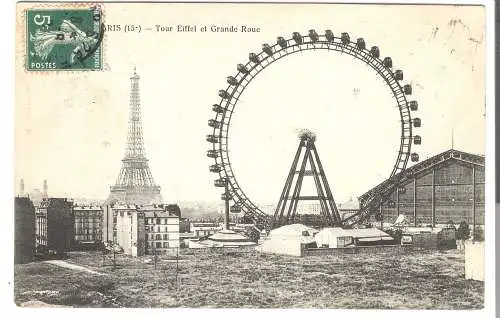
[315, 227, 394, 248]
[403, 227, 456, 249]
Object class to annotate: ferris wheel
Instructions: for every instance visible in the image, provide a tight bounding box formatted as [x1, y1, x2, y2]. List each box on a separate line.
[206, 30, 421, 228]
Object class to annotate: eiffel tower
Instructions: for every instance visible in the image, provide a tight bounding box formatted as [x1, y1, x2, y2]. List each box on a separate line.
[272, 130, 342, 228]
[107, 68, 163, 205]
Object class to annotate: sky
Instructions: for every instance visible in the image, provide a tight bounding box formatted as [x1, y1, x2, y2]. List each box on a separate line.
[15, 3, 485, 206]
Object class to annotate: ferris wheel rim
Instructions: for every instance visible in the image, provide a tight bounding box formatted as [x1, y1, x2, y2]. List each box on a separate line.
[207, 31, 420, 224]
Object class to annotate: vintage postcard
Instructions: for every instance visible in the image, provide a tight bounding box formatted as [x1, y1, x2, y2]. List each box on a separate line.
[13, 1, 492, 314]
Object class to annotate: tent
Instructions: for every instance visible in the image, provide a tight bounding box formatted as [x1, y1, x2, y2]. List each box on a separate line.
[268, 223, 319, 238]
[314, 227, 351, 248]
[393, 214, 410, 226]
[257, 224, 318, 256]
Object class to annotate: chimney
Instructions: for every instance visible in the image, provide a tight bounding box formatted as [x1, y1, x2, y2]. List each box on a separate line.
[43, 179, 48, 198]
[20, 179, 25, 196]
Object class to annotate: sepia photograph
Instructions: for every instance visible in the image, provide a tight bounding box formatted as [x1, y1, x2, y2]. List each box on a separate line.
[11, 0, 495, 315]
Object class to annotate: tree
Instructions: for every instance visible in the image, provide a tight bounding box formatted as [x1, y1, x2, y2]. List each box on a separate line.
[241, 214, 254, 224]
[166, 204, 181, 218]
[244, 226, 261, 243]
[446, 220, 456, 229]
[456, 221, 470, 240]
[473, 226, 484, 241]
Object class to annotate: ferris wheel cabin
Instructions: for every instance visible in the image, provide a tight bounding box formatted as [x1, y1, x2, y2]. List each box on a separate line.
[226, 76, 239, 86]
[208, 119, 221, 129]
[340, 32, 350, 45]
[370, 46, 380, 58]
[206, 134, 219, 143]
[413, 118, 421, 127]
[308, 29, 319, 42]
[292, 32, 303, 44]
[356, 38, 366, 50]
[214, 178, 227, 187]
[262, 43, 273, 56]
[409, 101, 418, 111]
[248, 53, 260, 64]
[206, 150, 219, 158]
[212, 104, 224, 113]
[209, 164, 221, 173]
[277, 36, 288, 48]
[325, 30, 334, 42]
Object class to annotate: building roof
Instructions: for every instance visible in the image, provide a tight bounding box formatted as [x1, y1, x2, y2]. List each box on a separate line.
[15, 196, 34, 205]
[143, 211, 177, 218]
[270, 224, 319, 237]
[402, 226, 452, 234]
[73, 205, 103, 211]
[317, 227, 393, 240]
[137, 204, 168, 211]
[180, 233, 196, 239]
[359, 149, 485, 203]
[191, 222, 220, 227]
[111, 204, 140, 210]
[207, 230, 254, 243]
[343, 228, 392, 239]
[192, 229, 256, 247]
[37, 197, 73, 208]
[338, 197, 360, 210]
[110, 204, 178, 217]
[110, 203, 171, 209]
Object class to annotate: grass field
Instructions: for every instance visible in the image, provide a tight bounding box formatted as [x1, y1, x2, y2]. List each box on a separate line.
[14, 248, 483, 309]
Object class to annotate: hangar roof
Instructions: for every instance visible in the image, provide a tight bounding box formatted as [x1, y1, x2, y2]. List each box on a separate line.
[359, 149, 484, 203]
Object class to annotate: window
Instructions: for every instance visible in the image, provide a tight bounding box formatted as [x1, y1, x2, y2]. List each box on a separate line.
[163, 242, 169, 248]
[156, 242, 162, 248]
[156, 234, 162, 240]
[156, 218, 161, 225]
[163, 234, 168, 240]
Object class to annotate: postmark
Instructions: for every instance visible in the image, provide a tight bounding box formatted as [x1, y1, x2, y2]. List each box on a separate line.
[26, 5, 104, 71]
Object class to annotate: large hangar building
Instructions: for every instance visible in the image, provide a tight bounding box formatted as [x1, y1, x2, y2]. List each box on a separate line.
[361, 149, 484, 227]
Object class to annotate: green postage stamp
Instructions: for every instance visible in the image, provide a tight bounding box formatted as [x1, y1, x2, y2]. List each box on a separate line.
[25, 5, 103, 71]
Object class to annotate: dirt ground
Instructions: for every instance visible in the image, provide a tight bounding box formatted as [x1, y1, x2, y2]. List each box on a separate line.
[14, 248, 484, 309]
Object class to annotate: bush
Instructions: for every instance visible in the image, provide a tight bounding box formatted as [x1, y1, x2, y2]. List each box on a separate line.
[472, 226, 485, 241]
[384, 228, 403, 244]
[456, 221, 470, 240]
